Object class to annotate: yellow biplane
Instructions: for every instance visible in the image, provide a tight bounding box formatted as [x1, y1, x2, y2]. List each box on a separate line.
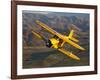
[32, 20, 85, 61]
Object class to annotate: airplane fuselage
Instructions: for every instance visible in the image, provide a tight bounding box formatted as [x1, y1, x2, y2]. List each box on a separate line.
[46, 37, 64, 49]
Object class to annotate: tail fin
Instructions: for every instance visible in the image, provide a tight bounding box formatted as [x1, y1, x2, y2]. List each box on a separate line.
[68, 30, 79, 42]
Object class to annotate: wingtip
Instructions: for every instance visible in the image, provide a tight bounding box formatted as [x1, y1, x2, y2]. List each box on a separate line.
[81, 47, 85, 51]
[77, 58, 80, 61]
[69, 53, 80, 61]
[35, 20, 40, 23]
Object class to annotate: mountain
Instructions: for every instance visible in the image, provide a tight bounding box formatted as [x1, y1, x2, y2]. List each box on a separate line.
[22, 11, 89, 49]
[22, 11, 90, 68]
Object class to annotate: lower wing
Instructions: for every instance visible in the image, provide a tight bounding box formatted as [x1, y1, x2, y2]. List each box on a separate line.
[58, 48, 80, 61]
[66, 39, 85, 51]
[32, 31, 47, 42]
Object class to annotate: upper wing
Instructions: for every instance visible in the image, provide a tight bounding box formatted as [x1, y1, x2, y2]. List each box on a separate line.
[36, 20, 63, 39]
[58, 48, 80, 61]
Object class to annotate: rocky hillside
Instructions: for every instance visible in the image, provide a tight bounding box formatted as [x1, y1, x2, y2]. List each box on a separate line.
[22, 11, 89, 48]
[22, 11, 90, 68]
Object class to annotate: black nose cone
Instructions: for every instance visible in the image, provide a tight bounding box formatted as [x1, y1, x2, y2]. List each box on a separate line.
[46, 40, 52, 48]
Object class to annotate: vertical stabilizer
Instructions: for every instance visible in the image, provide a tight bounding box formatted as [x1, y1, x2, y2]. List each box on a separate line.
[68, 30, 79, 42]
